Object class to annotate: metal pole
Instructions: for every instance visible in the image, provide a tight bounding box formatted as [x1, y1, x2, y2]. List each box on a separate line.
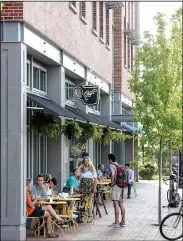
[176, 150, 180, 192]
[169, 141, 172, 203]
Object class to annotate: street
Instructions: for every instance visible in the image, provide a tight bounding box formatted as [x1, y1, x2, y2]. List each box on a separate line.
[28, 180, 182, 240]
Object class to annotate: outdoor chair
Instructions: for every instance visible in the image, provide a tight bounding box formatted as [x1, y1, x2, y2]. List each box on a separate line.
[26, 211, 46, 237]
[58, 200, 78, 233]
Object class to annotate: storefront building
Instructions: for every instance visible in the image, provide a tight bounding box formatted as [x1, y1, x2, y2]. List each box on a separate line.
[1, 2, 139, 240]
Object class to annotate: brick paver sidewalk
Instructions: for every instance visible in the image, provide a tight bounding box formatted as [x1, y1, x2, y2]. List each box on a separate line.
[27, 180, 182, 240]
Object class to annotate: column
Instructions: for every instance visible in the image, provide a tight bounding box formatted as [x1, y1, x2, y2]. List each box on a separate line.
[47, 65, 68, 189]
[1, 42, 27, 240]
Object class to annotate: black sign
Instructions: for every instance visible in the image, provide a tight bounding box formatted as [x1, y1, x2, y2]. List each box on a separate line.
[74, 85, 100, 105]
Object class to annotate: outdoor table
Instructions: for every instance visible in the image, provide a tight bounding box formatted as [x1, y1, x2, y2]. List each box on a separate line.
[97, 181, 111, 185]
[37, 201, 67, 205]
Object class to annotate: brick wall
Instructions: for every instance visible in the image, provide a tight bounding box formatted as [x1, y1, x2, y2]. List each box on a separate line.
[106, 8, 109, 46]
[81, 1, 86, 18]
[121, 2, 134, 99]
[92, 2, 97, 31]
[113, 8, 122, 91]
[1, 1, 23, 20]
[99, 2, 103, 39]
[23, 2, 112, 83]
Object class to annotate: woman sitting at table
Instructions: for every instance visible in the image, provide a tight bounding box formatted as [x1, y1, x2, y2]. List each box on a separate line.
[43, 174, 52, 190]
[45, 178, 58, 198]
[76, 156, 97, 222]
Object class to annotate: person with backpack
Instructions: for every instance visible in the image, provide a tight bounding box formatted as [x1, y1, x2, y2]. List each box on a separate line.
[108, 154, 127, 228]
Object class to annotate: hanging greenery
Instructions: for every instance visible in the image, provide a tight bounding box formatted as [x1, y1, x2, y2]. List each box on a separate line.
[100, 127, 113, 145]
[112, 131, 132, 142]
[31, 112, 63, 138]
[63, 121, 82, 139]
[100, 127, 132, 145]
[79, 123, 103, 142]
[30, 112, 132, 143]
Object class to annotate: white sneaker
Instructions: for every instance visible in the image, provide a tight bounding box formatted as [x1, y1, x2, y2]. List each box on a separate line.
[108, 223, 120, 228]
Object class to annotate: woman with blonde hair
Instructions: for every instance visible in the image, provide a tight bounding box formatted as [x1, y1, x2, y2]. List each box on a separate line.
[76, 156, 98, 222]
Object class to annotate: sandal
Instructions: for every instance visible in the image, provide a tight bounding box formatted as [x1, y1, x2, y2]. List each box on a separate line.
[46, 233, 59, 238]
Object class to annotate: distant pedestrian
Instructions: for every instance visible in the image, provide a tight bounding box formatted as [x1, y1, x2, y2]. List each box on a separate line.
[108, 154, 126, 228]
[125, 164, 134, 198]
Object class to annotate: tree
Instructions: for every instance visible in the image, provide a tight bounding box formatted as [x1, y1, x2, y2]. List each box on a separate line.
[129, 9, 182, 225]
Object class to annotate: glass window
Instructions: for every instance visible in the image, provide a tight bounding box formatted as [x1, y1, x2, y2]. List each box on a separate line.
[40, 71, 46, 92]
[65, 81, 74, 100]
[27, 129, 47, 180]
[33, 65, 47, 93]
[27, 63, 30, 87]
[39, 134, 47, 175]
[33, 130, 39, 182]
[33, 67, 39, 90]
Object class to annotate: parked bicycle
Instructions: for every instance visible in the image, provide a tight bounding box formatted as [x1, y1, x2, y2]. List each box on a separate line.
[163, 174, 180, 208]
[160, 200, 183, 240]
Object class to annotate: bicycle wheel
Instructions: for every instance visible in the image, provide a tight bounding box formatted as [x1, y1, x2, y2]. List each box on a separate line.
[160, 212, 183, 240]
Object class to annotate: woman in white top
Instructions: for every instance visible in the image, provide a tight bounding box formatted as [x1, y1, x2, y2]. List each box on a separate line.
[76, 156, 97, 220]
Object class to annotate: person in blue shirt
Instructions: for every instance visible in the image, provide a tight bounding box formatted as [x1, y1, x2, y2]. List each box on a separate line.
[66, 168, 80, 193]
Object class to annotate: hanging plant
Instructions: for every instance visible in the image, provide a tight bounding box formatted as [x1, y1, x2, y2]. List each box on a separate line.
[63, 121, 82, 139]
[30, 112, 62, 138]
[100, 127, 113, 145]
[100, 128, 132, 145]
[79, 123, 103, 142]
[111, 131, 132, 142]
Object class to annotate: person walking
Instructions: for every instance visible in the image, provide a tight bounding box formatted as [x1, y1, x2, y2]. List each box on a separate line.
[108, 154, 126, 228]
[125, 164, 134, 198]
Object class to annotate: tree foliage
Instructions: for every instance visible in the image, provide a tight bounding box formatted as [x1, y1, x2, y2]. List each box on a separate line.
[129, 9, 182, 161]
[129, 9, 182, 224]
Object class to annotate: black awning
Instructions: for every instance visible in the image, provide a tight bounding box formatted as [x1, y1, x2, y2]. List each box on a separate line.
[65, 105, 96, 123]
[88, 113, 122, 130]
[27, 93, 85, 122]
[66, 105, 123, 130]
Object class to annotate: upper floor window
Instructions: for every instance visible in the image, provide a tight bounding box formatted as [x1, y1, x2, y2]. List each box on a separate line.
[33, 64, 47, 93]
[27, 60, 31, 88]
[88, 99, 101, 112]
[65, 81, 75, 100]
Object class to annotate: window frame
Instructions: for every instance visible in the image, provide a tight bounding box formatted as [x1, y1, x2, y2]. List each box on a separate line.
[65, 79, 75, 101]
[27, 128, 47, 180]
[26, 60, 31, 90]
[32, 63, 47, 95]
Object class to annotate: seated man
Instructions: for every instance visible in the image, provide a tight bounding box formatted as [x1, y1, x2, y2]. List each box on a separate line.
[103, 167, 111, 178]
[97, 164, 105, 180]
[26, 178, 66, 238]
[66, 168, 80, 193]
[30, 175, 47, 201]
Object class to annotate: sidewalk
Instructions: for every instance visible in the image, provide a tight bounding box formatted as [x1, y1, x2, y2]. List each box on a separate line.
[27, 180, 182, 240]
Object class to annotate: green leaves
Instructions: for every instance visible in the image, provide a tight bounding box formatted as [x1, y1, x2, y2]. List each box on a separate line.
[30, 113, 131, 144]
[129, 8, 182, 162]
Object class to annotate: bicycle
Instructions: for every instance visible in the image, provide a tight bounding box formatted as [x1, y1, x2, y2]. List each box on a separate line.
[160, 200, 183, 240]
[163, 174, 180, 207]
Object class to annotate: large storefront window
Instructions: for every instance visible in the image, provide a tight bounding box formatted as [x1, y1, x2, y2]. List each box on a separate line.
[27, 128, 47, 182]
[93, 141, 101, 167]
